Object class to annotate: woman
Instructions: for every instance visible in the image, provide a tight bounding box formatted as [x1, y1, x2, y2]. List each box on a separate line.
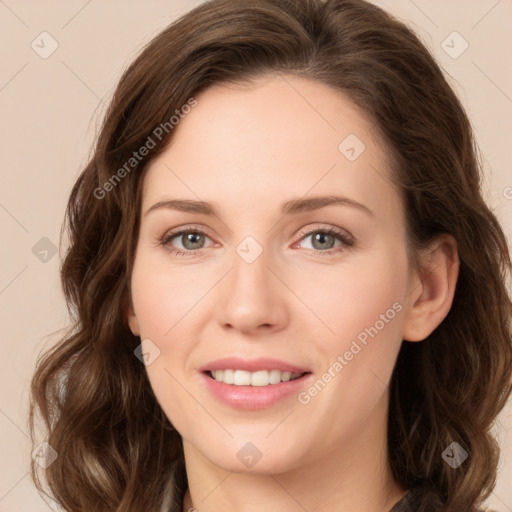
[29, 1, 512, 511]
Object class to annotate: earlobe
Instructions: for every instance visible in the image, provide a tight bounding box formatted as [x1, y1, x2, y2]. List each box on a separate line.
[402, 234, 459, 342]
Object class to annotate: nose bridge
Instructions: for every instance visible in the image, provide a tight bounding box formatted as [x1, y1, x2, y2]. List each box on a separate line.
[232, 242, 271, 293]
[215, 238, 288, 332]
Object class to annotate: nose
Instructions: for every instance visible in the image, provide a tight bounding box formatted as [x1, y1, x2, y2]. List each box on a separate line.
[214, 248, 290, 336]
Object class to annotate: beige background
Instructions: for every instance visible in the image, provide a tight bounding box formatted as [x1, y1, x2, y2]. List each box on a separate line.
[1, 0, 511, 510]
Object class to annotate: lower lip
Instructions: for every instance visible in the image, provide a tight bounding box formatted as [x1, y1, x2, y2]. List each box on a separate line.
[201, 372, 313, 410]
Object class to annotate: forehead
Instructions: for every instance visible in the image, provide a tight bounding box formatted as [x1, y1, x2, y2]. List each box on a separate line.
[141, 73, 398, 219]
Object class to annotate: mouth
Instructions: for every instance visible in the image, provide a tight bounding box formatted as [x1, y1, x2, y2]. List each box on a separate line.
[199, 357, 313, 409]
[204, 369, 309, 387]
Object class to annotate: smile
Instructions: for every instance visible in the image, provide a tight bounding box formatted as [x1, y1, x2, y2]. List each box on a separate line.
[206, 369, 306, 386]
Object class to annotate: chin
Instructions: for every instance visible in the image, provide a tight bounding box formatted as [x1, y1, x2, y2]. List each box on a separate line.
[192, 436, 307, 475]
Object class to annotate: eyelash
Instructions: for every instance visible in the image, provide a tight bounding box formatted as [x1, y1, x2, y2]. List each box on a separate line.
[158, 224, 354, 257]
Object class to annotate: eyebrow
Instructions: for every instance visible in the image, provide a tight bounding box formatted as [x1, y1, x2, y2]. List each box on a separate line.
[144, 195, 375, 218]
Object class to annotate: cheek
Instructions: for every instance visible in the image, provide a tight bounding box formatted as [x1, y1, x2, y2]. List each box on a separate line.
[130, 253, 210, 341]
[129, 258, 205, 432]
[294, 247, 407, 417]
[294, 245, 408, 355]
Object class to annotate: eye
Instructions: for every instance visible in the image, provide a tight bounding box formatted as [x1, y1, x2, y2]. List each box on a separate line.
[293, 227, 354, 255]
[159, 225, 215, 256]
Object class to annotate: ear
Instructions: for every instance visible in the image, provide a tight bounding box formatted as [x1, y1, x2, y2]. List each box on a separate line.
[402, 234, 459, 342]
[126, 297, 140, 337]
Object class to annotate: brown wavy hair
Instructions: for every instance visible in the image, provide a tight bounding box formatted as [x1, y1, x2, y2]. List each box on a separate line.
[29, 0, 512, 511]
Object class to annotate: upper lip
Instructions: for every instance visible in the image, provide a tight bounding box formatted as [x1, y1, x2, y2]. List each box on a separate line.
[199, 357, 311, 374]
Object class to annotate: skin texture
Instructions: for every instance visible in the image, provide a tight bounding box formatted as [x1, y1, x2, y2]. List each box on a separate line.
[127, 73, 459, 512]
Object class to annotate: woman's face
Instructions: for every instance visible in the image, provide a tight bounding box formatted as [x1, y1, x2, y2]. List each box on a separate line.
[128, 73, 417, 474]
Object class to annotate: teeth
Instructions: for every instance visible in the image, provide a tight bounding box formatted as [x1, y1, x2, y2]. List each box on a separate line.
[234, 369, 251, 385]
[210, 369, 303, 386]
[268, 369, 282, 384]
[222, 369, 234, 384]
